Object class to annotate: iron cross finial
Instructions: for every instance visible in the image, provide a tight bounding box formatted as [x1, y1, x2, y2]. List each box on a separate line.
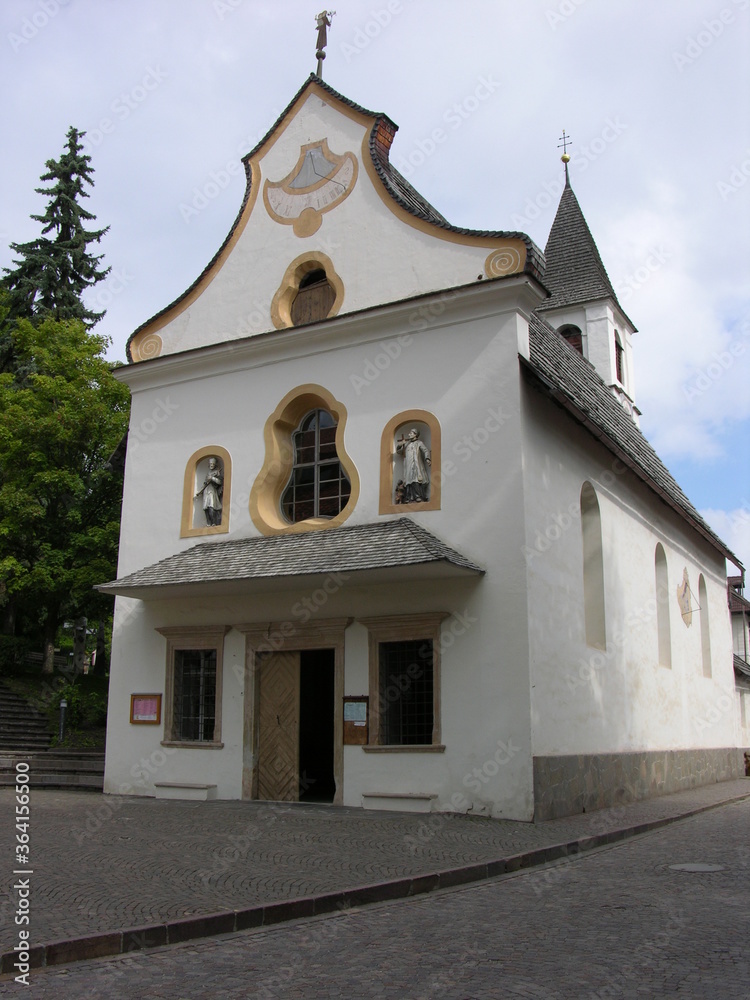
[315, 10, 336, 77]
[558, 130, 573, 186]
[558, 130, 573, 156]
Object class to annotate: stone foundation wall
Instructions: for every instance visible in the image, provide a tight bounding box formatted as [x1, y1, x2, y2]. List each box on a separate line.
[533, 748, 745, 821]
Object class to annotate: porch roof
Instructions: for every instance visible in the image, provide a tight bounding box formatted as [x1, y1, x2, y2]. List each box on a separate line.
[97, 518, 484, 600]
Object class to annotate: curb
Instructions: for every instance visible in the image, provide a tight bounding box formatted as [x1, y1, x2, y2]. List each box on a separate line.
[3, 789, 749, 977]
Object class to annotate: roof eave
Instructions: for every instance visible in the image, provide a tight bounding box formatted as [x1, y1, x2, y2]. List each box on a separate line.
[520, 356, 743, 571]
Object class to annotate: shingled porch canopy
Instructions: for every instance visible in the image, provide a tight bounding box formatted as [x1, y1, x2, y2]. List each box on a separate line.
[98, 518, 484, 600]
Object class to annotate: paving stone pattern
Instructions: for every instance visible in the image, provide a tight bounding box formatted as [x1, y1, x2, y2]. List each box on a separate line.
[7, 796, 750, 998]
[0, 779, 748, 960]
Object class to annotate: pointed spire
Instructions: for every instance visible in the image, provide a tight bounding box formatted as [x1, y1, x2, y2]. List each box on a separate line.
[538, 167, 623, 314]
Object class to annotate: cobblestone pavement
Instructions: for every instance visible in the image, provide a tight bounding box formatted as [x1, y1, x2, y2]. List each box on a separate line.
[5, 795, 749, 998]
[0, 780, 748, 958]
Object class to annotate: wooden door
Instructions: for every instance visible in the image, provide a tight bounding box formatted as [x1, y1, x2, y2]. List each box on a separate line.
[257, 652, 300, 801]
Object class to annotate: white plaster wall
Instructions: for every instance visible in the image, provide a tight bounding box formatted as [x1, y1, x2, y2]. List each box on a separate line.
[106, 284, 538, 818]
[149, 92, 517, 357]
[521, 387, 737, 757]
[736, 683, 750, 748]
[104, 609, 245, 799]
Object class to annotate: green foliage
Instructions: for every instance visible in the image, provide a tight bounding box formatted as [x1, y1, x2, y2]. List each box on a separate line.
[0, 633, 33, 670]
[1, 126, 110, 333]
[0, 127, 126, 674]
[52, 727, 106, 749]
[50, 679, 108, 730]
[0, 304, 130, 654]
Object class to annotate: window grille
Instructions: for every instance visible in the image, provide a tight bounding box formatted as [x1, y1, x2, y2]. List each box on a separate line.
[281, 409, 351, 523]
[173, 649, 217, 742]
[378, 639, 434, 745]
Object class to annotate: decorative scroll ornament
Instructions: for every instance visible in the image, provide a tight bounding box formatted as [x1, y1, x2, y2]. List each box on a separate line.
[263, 139, 358, 238]
[132, 332, 163, 361]
[484, 246, 523, 278]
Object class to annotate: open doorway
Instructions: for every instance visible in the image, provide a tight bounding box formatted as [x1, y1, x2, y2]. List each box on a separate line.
[299, 648, 335, 802]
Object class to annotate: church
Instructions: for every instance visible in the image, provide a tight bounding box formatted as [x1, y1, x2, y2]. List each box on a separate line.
[100, 69, 746, 821]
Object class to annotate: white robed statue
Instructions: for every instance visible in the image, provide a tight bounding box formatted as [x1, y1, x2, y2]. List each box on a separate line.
[195, 457, 223, 526]
[396, 428, 431, 503]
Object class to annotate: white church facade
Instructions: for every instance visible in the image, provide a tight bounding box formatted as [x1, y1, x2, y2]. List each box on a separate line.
[101, 75, 745, 821]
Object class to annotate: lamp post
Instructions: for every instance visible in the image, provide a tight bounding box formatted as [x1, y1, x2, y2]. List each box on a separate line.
[59, 698, 67, 743]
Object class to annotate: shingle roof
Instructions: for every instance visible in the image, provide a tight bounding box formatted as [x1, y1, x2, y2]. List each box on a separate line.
[98, 518, 483, 596]
[729, 586, 750, 614]
[734, 654, 750, 680]
[536, 178, 629, 321]
[524, 313, 741, 568]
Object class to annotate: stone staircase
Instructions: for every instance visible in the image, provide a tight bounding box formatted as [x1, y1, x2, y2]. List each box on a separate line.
[0, 680, 104, 790]
[0, 680, 53, 752]
[0, 749, 104, 791]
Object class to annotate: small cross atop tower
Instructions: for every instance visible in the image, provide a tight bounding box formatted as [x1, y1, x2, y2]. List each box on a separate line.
[558, 129, 573, 186]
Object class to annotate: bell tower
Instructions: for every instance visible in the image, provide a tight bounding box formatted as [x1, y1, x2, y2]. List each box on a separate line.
[537, 137, 639, 422]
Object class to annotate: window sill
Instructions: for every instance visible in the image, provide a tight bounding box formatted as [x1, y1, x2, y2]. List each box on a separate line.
[362, 744, 445, 753]
[160, 740, 225, 750]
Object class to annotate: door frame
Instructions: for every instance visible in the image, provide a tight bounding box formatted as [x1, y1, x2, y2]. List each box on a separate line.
[235, 617, 350, 805]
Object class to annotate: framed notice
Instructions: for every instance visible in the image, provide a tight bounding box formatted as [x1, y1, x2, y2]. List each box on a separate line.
[130, 694, 162, 725]
[343, 696, 369, 745]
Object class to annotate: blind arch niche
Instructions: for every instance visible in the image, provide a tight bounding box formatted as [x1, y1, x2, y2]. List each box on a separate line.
[581, 482, 606, 650]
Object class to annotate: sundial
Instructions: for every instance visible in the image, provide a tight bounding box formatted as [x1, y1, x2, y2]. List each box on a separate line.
[263, 139, 358, 237]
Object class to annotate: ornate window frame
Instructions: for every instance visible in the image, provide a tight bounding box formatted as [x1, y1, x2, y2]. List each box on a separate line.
[158, 625, 230, 748]
[249, 384, 359, 536]
[181, 445, 232, 538]
[270, 251, 344, 330]
[379, 410, 441, 514]
[359, 613, 448, 752]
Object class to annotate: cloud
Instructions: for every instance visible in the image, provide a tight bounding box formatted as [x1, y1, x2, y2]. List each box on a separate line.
[701, 506, 750, 572]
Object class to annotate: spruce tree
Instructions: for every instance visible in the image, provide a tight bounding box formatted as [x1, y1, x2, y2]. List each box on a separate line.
[2, 126, 110, 330]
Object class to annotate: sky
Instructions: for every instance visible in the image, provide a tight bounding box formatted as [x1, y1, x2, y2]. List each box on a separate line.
[0, 0, 748, 571]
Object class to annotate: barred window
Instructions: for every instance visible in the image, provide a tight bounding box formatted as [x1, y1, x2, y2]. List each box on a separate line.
[281, 409, 351, 523]
[360, 613, 446, 750]
[158, 626, 227, 747]
[379, 640, 434, 745]
[173, 649, 216, 742]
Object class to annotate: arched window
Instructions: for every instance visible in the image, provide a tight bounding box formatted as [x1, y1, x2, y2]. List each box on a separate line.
[655, 544, 671, 667]
[281, 409, 351, 523]
[699, 574, 711, 677]
[558, 324, 583, 354]
[270, 252, 344, 330]
[291, 268, 336, 325]
[615, 331, 624, 384]
[581, 482, 606, 649]
[250, 384, 359, 536]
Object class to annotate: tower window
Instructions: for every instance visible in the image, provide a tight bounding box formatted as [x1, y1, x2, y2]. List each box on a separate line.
[281, 409, 351, 523]
[558, 324, 583, 354]
[615, 332, 624, 384]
